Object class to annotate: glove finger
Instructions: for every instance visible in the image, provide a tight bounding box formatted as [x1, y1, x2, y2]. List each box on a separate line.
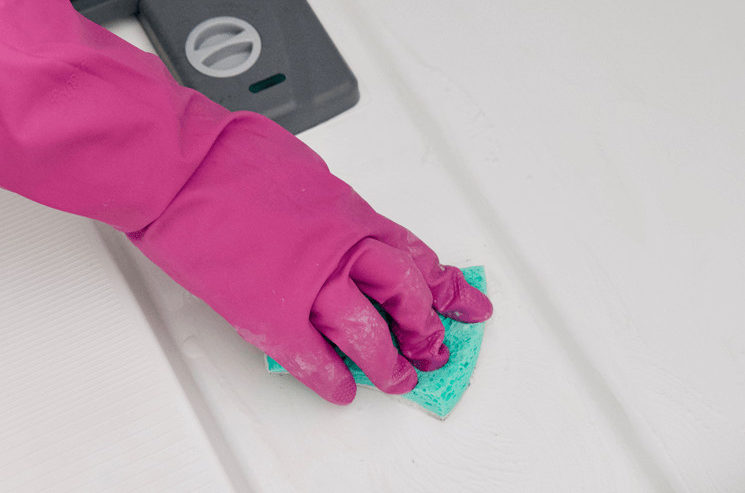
[346, 238, 450, 372]
[256, 323, 357, 405]
[311, 275, 418, 394]
[426, 264, 493, 323]
[379, 221, 493, 322]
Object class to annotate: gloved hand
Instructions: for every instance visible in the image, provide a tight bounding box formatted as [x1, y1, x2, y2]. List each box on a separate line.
[0, 0, 492, 404]
[129, 112, 494, 403]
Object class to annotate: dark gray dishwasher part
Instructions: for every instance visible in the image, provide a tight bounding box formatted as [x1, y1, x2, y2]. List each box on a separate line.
[71, 0, 138, 25]
[72, 0, 360, 134]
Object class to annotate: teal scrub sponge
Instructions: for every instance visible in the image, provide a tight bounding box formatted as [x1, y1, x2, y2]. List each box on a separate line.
[266, 266, 488, 419]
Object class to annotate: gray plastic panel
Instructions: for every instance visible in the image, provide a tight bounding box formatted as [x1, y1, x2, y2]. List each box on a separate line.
[72, 0, 138, 25]
[72, 0, 359, 134]
[138, 0, 359, 134]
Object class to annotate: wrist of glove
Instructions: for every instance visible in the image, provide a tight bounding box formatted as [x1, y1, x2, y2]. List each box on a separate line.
[127, 112, 493, 404]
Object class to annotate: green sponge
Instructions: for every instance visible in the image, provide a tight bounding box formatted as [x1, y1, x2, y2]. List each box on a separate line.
[266, 266, 488, 419]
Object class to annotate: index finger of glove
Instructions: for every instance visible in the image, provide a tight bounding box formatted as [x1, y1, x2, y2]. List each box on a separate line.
[311, 275, 419, 395]
[250, 323, 357, 405]
[346, 238, 450, 372]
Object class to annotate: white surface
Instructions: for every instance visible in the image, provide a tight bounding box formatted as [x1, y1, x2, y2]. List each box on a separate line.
[0, 196, 237, 491]
[2, 1, 744, 491]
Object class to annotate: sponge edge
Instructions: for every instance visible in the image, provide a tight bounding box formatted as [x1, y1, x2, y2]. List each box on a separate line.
[266, 266, 488, 419]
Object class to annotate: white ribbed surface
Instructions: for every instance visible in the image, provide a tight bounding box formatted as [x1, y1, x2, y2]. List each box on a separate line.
[0, 192, 233, 492]
[97, 1, 745, 490]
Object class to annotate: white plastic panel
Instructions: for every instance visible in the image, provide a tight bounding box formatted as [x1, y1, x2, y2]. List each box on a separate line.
[0, 193, 237, 491]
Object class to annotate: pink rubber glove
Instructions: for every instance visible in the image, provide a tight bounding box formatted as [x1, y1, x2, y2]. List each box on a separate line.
[0, 1, 492, 404]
